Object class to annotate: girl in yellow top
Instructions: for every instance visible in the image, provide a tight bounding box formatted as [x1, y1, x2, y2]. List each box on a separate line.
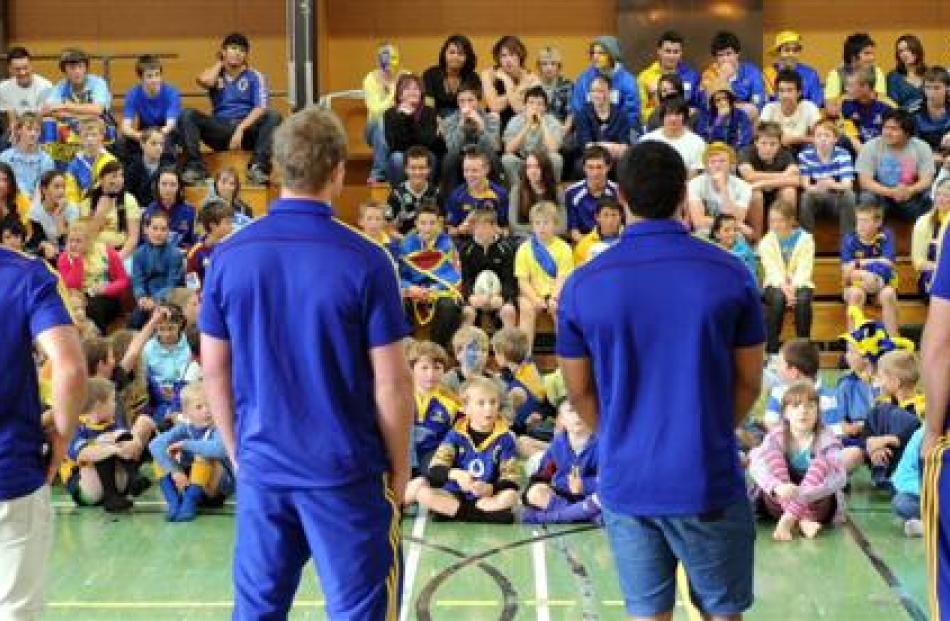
[363, 42, 406, 183]
[759, 200, 815, 355]
[515, 201, 573, 350]
[912, 177, 950, 296]
[79, 160, 141, 261]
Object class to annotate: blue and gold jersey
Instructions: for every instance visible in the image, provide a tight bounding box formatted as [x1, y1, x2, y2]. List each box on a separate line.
[535, 431, 599, 497]
[499, 361, 549, 429]
[841, 229, 897, 286]
[432, 418, 519, 500]
[414, 387, 461, 458]
[444, 181, 509, 228]
[60, 416, 126, 482]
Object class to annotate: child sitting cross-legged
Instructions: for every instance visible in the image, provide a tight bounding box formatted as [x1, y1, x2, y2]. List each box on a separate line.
[62, 377, 146, 513]
[415, 376, 520, 523]
[749, 380, 847, 541]
[143, 302, 192, 425]
[521, 398, 601, 524]
[492, 327, 554, 451]
[841, 202, 900, 336]
[149, 380, 234, 522]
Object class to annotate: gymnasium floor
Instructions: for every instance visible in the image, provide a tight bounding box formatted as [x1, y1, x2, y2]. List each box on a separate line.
[44, 381, 931, 621]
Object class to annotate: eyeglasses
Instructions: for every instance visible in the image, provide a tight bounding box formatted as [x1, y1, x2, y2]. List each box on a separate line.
[780, 44, 803, 53]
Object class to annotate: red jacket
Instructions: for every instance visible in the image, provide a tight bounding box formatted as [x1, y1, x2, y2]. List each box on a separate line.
[57, 246, 130, 298]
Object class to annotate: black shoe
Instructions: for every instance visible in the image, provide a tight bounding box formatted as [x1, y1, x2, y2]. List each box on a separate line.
[246, 163, 270, 185]
[127, 476, 152, 497]
[103, 495, 133, 513]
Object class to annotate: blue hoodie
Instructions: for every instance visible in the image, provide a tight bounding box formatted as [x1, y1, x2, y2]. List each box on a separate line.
[132, 241, 183, 300]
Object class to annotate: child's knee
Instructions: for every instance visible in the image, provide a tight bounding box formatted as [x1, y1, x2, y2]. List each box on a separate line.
[879, 286, 898, 304]
[526, 483, 553, 509]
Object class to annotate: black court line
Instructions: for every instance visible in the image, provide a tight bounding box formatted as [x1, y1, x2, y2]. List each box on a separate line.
[414, 525, 597, 621]
[540, 524, 601, 621]
[844, 516, 928, 621]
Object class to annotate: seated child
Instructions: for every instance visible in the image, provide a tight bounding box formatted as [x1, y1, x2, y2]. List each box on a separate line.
[749, 380, 847, 541]
[891, 426, 924, 537]
[62, 377, 145, 512]
[710, 212, 757, 279]
[841, 350, 922, 489]
[522, 398, 601, 524]
[573, 197, 624, 267]
[203, 167, 254, 224]
[444, 145, 509, 237]
[492, 327, 554, 441]
[762, 339, 839, 433]
[759, 200, 816, 356]
[841, 203, 900, 336]
[64, 117, 118, 205]
[406, 340, 460, 480]
[143, 303, 192, 424]
[687, 142, 760, 240]
[131, 209, 184, 328]
[185, 198, 234, 288]
[415, 376, 520, 523]
[358, 200, 399, 261]
[0, 112, 54, 197]
[125, 127, 165, 207]
[737, 122, 800, 220]
[399, 203, 463, 348]
[516, 201, 574, 350]
[441, 325, 513, 419]
[458, 208, 517, 329]
[149, 381, 234, 522]
[386, 145, 438, 236]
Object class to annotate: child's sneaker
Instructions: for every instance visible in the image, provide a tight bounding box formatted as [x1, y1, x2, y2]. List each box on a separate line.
[904, 518, 924, 538]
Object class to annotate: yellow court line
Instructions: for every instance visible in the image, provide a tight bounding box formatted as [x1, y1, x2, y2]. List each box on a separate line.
[48, 601, 324, 609]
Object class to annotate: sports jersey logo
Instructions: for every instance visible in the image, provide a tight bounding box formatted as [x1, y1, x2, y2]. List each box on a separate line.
[237, 77, 249, 92]
[467, 458, 485, 479]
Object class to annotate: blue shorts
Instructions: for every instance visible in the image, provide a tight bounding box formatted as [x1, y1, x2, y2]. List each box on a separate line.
[233, 474, 402, 621]
[603, 499, 755, 617]
[924, 436, 950, 619]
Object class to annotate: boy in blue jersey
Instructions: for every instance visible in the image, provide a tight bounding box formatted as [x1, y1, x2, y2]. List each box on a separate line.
[64, 117, 117, 205]
[149, 381, 234, 522]
[403, 340, 460, 506]
[199, 107, 412, 620]
[523, 398, 600, 524]
[131, 210, 184, 329]
[62, 377, 143, 512]
[416, 376, 520, 523]
[492, 327, 553, 438]
[842, 67, 895, 144]
[400, 203, 463, 348]
[564, 145, 618, 242]
[841, 203, 900, 336]
[444, 145, 509, 236]
[178, 33, 281, 186]
[119, 55, 180, 165]
[700, 31, 767, 122]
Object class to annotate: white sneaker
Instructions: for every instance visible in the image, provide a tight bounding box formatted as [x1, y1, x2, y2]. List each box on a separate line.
[904, 518, 924, 538]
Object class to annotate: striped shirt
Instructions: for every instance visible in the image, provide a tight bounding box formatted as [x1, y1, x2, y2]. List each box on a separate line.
[797, 145, 855, 182]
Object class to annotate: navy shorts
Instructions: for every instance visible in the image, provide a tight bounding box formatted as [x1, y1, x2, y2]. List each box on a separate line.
[603, 499, 755, 617]
[232, 474, 402, 621]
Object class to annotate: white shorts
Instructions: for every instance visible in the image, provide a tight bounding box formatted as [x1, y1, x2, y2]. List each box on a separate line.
[0, 485, 52, 621]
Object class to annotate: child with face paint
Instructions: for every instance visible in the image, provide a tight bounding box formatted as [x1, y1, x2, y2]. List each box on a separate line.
[571, 36, 642, 132]
[363, 42, 406, 183]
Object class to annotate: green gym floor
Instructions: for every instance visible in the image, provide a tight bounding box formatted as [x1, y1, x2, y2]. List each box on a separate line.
[45, 376, 931, 621]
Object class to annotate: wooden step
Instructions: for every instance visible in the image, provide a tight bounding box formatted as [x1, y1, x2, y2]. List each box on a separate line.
[812, 257, 919, 298]
[183, 184, 275, 218]
[779, 300, 928, 342]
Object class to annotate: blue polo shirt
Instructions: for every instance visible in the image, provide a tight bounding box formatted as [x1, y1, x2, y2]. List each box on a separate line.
[0, 249, 74, 501]
[210, 68, 269, 121]
[931, 232, 950, 429]
[556, 219, 765, 516]
[563, 180, 619, 234]
[123, 83, 182, 128]
[199, 198, 410, 489]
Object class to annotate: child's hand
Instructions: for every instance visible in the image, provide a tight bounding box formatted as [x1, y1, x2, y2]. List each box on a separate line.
[453, 470, 474, 491]
[774, 483, 799, 501]
[870, 447, 892, 466]
[866, 436, 899, 455]
[172, 471, 189, 490]
[568, 466, 583, 495]
[167, 440, 184, 461]
[471, 481, 493, 498]
[116, 441, 138, 461]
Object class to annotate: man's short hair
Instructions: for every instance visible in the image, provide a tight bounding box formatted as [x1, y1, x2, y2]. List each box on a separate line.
[582, 144, 611, 167]
[755, 121, 783, 142]
[774, 68, 802, 93]
[524, 85, 548, 107]
[199, 198, 233, 229]
[658, 97, 690, 123]
[135, 54, 162, 78]
[657, 31, 685, 48]
[710, 31, 741, 55]
[7, 47, 30, 63]
[272, 107, 346, 193]
[780, 338, 819, 379]
[82, 336, 113, 375]
[618, 141, 686, 220]
[405, 145, 432, 165]
[456, 78, 483, 100]
[59, 48, 89, 72]
[222, 32, 250, 52]
[843, 32, 874, 66]
[462, 144, 491, 168]
[883, 108, 916, 136]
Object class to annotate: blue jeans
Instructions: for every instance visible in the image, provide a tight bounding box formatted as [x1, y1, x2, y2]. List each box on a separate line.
[364, 118, 388, 180]
[603, 500, 755, 617]
[893, 492, 920, 520]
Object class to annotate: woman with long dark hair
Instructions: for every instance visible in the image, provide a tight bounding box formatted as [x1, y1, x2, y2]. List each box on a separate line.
[509, 150, 560, 239]
[887, 34, 927, 111]
[423, 34, 479, 118]
[81, 159, 141, 261]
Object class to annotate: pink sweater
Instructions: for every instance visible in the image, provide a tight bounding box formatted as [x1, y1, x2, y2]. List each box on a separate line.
[57, 246, 130, 298]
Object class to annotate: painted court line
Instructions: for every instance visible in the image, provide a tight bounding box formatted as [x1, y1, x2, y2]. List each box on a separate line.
[532, 531, 551, 621]
[399, 508, 428, 621]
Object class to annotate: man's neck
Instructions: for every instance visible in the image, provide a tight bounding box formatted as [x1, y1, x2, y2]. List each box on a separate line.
[588, 180, 606, 194]
[663, 126, 684, 139]
[281, 186, 335, 204]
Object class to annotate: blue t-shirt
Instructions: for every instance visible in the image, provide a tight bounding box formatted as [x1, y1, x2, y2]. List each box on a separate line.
[199, 198, 410, 488]
[932, 232, 950, 429]
[0, 249, 74, 501]
[122, 83, 182, 128]
[209, 68, 269, 121]
[842, 99, 893, 143]
[46, 74, 112, 110]
[556, 219, 766, 516]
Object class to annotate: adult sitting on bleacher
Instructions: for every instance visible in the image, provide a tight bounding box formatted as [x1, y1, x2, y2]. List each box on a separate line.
[856, 108, 934, 222]
[40, 48, 113, 166]
[824, 32, 887, 103]
[886, 35, 926, 112]
[118, 55, 181, 166]
[0, 47, 52, 142]
[913, 67, 950, 166]
[178, 33, 280, 186]
[763, 31, 823, 108]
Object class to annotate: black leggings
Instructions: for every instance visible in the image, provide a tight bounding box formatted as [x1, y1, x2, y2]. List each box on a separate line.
[763, 286, 813, 354]
[86, 294, 121, 334]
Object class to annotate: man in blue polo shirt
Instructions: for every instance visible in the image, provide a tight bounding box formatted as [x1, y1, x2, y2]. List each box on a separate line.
[563, 145, 618, 242]
[557, 141, 765, 620]
[119, 55, 181, 165]
[200, 107, 413, 620]
[178, 33, 281, 186]
[921, 230, 950, 619]
[0, 249, 86, 619]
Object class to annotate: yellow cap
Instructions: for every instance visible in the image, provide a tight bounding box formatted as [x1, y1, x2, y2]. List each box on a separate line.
[772, 30, 802, 53]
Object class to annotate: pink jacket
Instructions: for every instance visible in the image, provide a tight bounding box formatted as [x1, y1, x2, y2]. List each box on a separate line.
[57, 246, 130, 299]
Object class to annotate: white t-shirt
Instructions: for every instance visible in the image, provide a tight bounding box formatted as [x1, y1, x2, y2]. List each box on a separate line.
[687, 174, 752, 224]
[640, 128, 707, 172]
[0, 75, 53, 115]
[760, 100, 820, 140]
